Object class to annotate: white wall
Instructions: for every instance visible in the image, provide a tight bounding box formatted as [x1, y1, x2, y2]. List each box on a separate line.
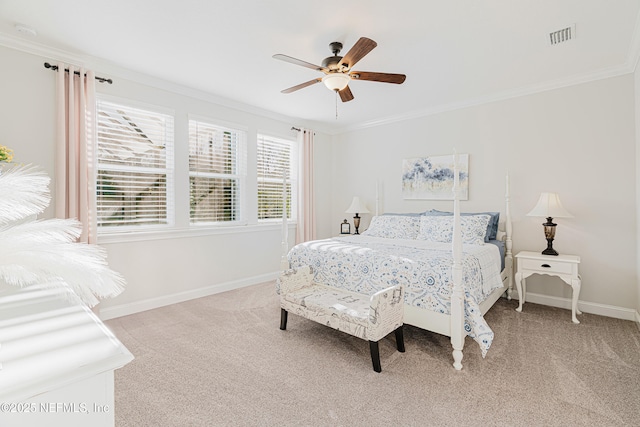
[0, 47, 57, 211]
[1, 42, 637, 319]
[0, 44, 333, 318]
[332, 75, 637, 313]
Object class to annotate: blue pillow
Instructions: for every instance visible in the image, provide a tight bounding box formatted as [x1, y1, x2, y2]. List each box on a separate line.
[427, 210, 500, 242]
[381, 212, 424, 217]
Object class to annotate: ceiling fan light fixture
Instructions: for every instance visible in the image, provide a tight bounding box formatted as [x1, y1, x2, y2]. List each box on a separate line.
[322, 73, 350, 91]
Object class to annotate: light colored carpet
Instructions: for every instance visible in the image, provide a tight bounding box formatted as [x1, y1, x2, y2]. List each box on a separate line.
[106, 282, 640, 427]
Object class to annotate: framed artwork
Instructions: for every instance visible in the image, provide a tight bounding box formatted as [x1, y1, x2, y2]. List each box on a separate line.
[402, 154, 469, 200]
[340, 219, 351, 234]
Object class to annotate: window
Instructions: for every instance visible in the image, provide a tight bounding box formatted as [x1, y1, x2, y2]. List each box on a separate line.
[96, 99, 174, 230]
[189, 120, 246, 224]
[257, 134, 297, 222]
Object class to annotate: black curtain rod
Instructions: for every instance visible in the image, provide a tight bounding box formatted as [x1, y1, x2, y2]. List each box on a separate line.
[44, 62, 113, 84]
[291, 127, 314, 135]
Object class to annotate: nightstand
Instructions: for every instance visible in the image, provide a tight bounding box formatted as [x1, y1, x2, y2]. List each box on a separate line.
[514, 251, 582, 323]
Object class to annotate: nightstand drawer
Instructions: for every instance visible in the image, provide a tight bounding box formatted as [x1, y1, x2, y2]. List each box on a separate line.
[519, 258, 573, 274]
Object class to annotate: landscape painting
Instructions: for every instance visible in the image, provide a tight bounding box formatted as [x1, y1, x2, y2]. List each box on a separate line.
[402, 154, 469, 200]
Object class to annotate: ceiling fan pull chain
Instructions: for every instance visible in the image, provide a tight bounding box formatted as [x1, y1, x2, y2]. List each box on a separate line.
[335, 90, 338, 120]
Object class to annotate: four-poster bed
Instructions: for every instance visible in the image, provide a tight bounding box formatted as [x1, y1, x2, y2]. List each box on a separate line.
[279, 158, 512, 370]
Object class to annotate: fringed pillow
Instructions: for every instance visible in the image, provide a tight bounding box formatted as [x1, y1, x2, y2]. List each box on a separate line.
[417, 214, 491, 245]
[362, 215, 421, 239]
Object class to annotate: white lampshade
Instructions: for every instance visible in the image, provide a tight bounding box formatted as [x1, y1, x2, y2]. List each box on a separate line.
[322, 73, 350, 91]
[526, 192, 573, 218]
[345, 196, 370, 214]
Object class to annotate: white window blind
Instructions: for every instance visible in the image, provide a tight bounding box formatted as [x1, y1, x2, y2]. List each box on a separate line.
[257, 134, 297, 221]
[96, 100, 174, 229]
[189, 120, 246, 224]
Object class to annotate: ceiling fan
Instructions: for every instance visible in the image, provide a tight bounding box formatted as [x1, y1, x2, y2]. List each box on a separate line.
[273, 37, 406, 102]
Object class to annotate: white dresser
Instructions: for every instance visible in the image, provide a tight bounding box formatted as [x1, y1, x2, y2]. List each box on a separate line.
[0, 284, 133, 427]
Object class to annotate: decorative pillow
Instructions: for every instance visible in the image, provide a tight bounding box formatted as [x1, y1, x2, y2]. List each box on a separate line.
[362, 215, 421, 239]
[427, 210, 500, 242]
[416, 214, 491, 245]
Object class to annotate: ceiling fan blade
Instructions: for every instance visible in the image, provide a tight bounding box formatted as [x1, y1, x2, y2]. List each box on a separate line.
[273, 54, 327, 72]
[340, 37, 377, 69]
[350, 71, 406, 84]
[281, 78, 322, 94]
[339, 85, 354, 102]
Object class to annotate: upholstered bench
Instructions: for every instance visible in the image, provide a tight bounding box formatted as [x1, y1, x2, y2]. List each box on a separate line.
[277, 266, 405, 373]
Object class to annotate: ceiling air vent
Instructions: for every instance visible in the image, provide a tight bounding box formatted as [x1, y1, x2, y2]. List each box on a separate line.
[549, 24, 576, 45]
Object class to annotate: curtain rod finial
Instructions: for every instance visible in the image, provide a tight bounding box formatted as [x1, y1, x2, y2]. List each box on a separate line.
[43, 61, 111, 84]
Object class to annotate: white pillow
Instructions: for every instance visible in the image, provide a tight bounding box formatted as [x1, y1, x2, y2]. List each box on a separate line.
[362, 215, 420, 239]
[417, 214, 490, 245]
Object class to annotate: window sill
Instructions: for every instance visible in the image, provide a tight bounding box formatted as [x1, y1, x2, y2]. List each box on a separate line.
[97, 222, 297, 244]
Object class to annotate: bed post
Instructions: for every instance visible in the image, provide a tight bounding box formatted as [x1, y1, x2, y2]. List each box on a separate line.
[450, 152, 464, 370]
[505, 173, 513, 299]
[375, 180, 380, 216]
[281, 169, 289, 272]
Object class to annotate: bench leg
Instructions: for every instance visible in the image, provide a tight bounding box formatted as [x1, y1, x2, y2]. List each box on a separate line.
[395, 326, 405, 353]
[369, 341, 382, 373]
[280, 309, 288, 330]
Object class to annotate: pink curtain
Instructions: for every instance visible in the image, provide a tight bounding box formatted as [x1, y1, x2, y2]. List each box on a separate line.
[55, 63, 97, 244]
[296, 128, 316, 244]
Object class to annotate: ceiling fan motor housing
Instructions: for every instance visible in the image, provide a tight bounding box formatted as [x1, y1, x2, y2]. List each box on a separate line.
[322, 55, 343, 70]
[322, 42, 345, 70]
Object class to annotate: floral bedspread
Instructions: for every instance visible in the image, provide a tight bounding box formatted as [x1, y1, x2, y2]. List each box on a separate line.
[286, 235, 503, 356]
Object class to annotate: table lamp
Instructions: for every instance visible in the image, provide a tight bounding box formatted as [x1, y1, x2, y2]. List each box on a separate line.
[345, 196, 370, 235]
[526, 192, 573, 256]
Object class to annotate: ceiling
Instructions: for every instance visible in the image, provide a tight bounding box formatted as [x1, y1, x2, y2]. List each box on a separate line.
[1, 0, 639, 134]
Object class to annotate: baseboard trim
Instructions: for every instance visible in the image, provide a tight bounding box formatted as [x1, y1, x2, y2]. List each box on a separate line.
[99, 272, 279, 321]
[512, 291, 637, 321]
[101, 282, 639, 324]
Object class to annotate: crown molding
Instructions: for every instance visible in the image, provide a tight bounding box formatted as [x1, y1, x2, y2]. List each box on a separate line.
[87, 56, 334, 133]
[0, 33, 335, 136]
[626, 5, 640, 72]
[1, 30, 637, 138]
[0, 32, 85, 65]
[334, 7, 640, 135]
[337, 63, 635, 135]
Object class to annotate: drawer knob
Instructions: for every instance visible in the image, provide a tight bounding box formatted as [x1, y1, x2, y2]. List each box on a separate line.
[541, 263, 551, 268]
